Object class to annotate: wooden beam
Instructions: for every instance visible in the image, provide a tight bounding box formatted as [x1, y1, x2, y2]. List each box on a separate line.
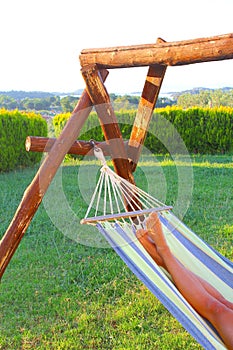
[128, 64, 167, 171]
[0, 70, 108, 279]
[81, 64, 134, 185]
[25, 136, 112, 156]
[79, 33, 233, 69]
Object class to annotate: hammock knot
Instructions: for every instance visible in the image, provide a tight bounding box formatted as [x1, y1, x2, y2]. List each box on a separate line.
[93, 145, 106, 166]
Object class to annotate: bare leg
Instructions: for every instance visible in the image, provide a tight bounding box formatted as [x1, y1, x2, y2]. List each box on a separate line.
[196, 275, 233, 311]
[137, 227, 233, 311]
[137, 212, 233, 349]
[136, 229, 166, 268]
[145, 213, 233, 308]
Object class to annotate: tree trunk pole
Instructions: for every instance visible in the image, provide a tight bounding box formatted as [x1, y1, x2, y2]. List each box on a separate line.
[81, 64, 134, 185]
[128, 63, 167, 171]
[81, 64, 139, 214]
[0, 70, 108, 279]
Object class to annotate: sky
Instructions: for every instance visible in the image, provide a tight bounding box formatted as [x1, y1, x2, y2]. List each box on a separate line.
[0, 0, 232, 94]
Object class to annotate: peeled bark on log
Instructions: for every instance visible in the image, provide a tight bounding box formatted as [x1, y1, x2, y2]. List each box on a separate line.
[79, 33, 233, 69]
[25, 136, 111, 155]
[128, 64, 167, 171]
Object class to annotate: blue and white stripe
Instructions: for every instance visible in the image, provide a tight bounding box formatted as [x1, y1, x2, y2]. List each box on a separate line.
[96, 212, 232, 350]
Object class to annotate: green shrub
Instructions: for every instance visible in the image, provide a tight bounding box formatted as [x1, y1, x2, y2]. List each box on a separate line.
[0, 109, 47, 172]
[145, 107, 233, 154]
[53, 107, 233, 156]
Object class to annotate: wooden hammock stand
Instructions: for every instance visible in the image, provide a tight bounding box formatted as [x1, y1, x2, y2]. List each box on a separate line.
[1, 33, 233, 278]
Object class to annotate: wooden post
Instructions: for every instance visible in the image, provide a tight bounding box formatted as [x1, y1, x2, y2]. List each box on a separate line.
[0, 70, 108, 279]
[81, 64, 134, 185]
[128, 63, 167, 171]
[81, 64, 142, 214]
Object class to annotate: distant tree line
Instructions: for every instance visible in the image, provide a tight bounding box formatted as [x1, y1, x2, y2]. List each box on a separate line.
[0, 89, 232, 114]
[0, 95, 60, 113]
[177, 89, 233, 108]
[0, 93, 174, 114]
[110, 94, 174, 109]
[0, 95, 78, 114]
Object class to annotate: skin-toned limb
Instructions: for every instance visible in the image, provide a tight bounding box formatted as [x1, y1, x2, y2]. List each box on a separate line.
[196, 275, 233, 311]
[136, 227, 233, 311]
[136, 229, 166, 268]
[136, 212, 233, 350]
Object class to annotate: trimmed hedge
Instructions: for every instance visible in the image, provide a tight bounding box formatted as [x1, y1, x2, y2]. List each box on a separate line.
[0, 109, 47, 172]
[53, 107, 233, 155]
[53, 111, 106, 142]
[154, 107, 233, 154]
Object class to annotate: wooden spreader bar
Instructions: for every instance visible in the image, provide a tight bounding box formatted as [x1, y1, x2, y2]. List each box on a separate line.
[81, 206, 173, 225]
[1, 33, 233, 279]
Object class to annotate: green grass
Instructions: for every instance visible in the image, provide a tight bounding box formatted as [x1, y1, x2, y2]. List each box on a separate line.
[0, 155, 233, 349]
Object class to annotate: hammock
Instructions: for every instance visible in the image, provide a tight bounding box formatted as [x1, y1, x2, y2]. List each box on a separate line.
[81, 146, 233, 350]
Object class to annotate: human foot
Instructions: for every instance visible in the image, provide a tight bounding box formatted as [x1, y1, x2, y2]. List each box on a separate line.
[146, 212, 169, 253]
[136, 229, 166, 267]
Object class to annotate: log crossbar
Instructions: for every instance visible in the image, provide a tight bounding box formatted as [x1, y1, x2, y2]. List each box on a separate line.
[80, 33, 233, 69]
[1, 32, 233, 279]
[25, 136, 146, 166]
[25, 136, 112, 156]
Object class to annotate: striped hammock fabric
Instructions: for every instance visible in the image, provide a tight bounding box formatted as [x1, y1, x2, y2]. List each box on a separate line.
[82, 146, 233, 349]
[96, 213, 233, 350]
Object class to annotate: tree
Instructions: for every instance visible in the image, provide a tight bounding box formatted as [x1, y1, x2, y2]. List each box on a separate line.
[177, 89, 233, 108]
[60, 96, 78, 112]
[0, 95, 18, 110]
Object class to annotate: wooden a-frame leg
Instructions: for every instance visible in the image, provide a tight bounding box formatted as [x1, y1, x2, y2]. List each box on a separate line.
[0, 70, 108, 279]
[128, 63, 167, 171]
[82, 64, 134, 185]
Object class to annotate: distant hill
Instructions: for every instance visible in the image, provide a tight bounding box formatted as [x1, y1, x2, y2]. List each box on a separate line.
[170, 87, 233, 99]
[0, 87, 232, 101]
[0, 90, 84, 100]
[0, 90, 56, 100]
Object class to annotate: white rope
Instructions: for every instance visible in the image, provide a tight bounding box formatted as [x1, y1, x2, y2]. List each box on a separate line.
[84, 168, 104, 219]
[103, 172, 107, 216]
[111, 177, 122, 214]
[104, 164, 164, 209]
[95, 170, 105, 217]
[119, 182, 141, 211]
[106, 172, 114, 214]
[83, 144, 170, 226]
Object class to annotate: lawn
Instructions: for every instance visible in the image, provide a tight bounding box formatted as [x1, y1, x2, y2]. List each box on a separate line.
[0, 155, 233, 349]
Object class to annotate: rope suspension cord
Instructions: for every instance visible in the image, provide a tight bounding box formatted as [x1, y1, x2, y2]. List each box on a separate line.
[81, 142, 172, 226]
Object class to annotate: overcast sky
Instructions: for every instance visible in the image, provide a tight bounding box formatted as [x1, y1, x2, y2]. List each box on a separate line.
[0, 0, 232, 94]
